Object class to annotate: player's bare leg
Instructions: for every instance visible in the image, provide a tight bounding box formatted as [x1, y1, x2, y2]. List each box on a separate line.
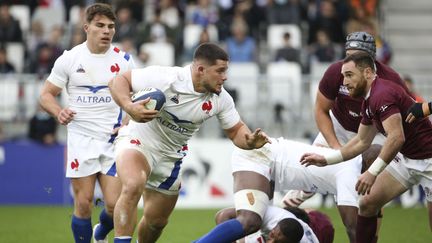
[356, 170, 407, 243]
[336, 205, 358, 243]
[93, 173, 122, 242]
[71, 175, 97, 243]
[114, 150, 151, 240]
[137, 189, 178, 243]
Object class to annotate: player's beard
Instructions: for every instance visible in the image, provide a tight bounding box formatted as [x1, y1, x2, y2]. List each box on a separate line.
[350, 77, 368, 98]
[203, 81, 221, 95]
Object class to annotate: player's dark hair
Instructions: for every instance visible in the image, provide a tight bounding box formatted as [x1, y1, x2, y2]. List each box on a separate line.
[86, 3, 116, 23]
[278, 218, 304, 243]
[343, 51, 376, 73]
[284, 206, 310, 225]
[193, 43, 229, 65]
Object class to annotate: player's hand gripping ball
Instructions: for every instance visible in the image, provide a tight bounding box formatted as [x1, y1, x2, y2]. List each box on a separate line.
[131, 87, 166, 111]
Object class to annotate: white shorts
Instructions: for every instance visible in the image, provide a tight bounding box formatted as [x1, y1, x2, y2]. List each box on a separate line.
[114, 134, 186, 195]
[232, 138, 362, 207]
[66, 132, 117, 178]
[386, 155, 432, 202]
[313, 111, 385, 146]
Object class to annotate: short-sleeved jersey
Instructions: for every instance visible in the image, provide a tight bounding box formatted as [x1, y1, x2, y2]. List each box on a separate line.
[260, 206, 319, 243]
[319, 60, 409, 132]
[125, 65, 240, 158]
[361, 78, 432, 159]
[47, 42, 135, 142]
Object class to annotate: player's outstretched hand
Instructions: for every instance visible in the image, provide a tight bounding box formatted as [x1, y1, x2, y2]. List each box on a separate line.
[57, 107, 76, 125]
[355, 171, 376, 195]
[126, 98, 159, 123]
[405, 102, 431, 123]
[245, 128, 271, 149]
[300, 153, 327, 167]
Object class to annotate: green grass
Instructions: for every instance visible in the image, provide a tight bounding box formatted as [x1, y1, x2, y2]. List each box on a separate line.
[0, 206, 429, 242]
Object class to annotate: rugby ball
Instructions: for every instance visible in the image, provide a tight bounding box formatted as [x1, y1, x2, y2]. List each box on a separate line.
[131, 87, 166, 111]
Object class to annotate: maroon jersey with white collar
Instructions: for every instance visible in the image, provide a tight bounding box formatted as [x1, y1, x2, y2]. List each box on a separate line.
[319, 60, 409, 133]
[361, 78, 432, 159]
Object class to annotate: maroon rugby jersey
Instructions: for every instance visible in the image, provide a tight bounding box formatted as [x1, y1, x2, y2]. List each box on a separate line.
[319, 60, 409, 133]
[361, 78, 432, 159]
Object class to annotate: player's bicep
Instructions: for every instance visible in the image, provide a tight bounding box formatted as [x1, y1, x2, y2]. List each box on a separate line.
[41, 80, 62, 97]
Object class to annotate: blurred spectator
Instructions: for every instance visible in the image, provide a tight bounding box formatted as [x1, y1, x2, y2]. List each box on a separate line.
[307, 0, 345, 44]
[26, 20, 45, 55]
[68, 26, 85, 49]
[28, 104, 57, 145]
[225, 19, 256, 62]
[0, 121, 4, 142]
[113, 4, 138, 42]
[274, 32, 301, 64]
[26, 26, 64, 77]
[363, 20, 392, 64]
[350, 0, 377, 17]
[308, 29, 339, 63]
[187, 0, 219, 27]
[159, 0, 181, 30]
[0, 45, 15, 74]
[0, 2, 23, 43]
[345, 7, 377, 34]
[403, 75, 424, 102]
[267, 0, 301, 25]
[136, 8, 174, 44]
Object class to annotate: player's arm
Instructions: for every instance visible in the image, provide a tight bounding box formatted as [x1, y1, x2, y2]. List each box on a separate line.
[39, 81, 75, 125]
[301, 123, 376, 167]
[405, 101, 432, 123]
[356, 113, 405, 195]
[314, 90, 340, 148]
[109, 70, 157, 123]
[224, 121, 270, 150]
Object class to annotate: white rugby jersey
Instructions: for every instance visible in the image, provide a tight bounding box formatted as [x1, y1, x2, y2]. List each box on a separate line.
[245, 206, 319, 243]
[124, 65, 240, 157]
[47, 42, 135, 142]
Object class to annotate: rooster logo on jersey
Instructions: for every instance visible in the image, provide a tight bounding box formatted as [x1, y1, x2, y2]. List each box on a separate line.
[202, 101, 212, 114]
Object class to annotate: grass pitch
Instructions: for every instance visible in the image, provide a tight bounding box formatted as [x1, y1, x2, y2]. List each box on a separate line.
[0, 206, 429, 242]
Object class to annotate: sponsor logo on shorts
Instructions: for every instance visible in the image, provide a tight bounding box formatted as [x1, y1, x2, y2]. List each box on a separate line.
[247, 192, 255, 205]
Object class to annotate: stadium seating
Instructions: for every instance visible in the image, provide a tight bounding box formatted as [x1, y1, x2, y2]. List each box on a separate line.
[0, 77, 19, 121]
[225, 62, 260, 124]
[32, 6, 65, 34]
[267, 24, 302, 51]
[140, 42, 175, 66]
[309, 62, 331, 104]
[266, 61, 302, 108]
[5, 42, 24, 73]
[183, 24, 218, 50]
[9, 4, 30, 34]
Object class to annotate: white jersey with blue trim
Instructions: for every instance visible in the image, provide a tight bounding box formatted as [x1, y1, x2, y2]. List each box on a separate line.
[125, 65, 240, 158]
[47, 42, 135, 142]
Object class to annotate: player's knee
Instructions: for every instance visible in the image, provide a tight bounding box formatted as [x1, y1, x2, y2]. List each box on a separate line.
[147, 218, 169, 232]
[121, 180, 145, 200]
[74, 197, 93, 217]
[359, 198, 380, 216]
[237, 211, 262, 234]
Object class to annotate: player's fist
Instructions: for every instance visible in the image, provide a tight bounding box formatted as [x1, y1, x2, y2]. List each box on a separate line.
[405, 102, 432, 123]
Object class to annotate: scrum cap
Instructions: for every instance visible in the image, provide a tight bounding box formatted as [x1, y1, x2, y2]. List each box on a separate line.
[345, 32, 376, 58]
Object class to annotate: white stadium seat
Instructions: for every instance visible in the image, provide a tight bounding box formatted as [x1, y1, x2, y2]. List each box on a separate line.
[309, 62, 331, 104]
[32, 6, 65, 34]
[6, 42, 24, 73]
[267, 24, 301, 50]
[0, 77, 19, 121]
[266, 62, 302, 109]
[183, 24, 218, 50]
[225, 63, 260, 123]
[10, 5, 30, 33]
[140, 42, 175, 66]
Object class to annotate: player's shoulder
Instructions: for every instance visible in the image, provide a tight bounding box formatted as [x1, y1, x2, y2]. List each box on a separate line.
[108, 45, 133, 63]
[324, 61, 343, 75]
